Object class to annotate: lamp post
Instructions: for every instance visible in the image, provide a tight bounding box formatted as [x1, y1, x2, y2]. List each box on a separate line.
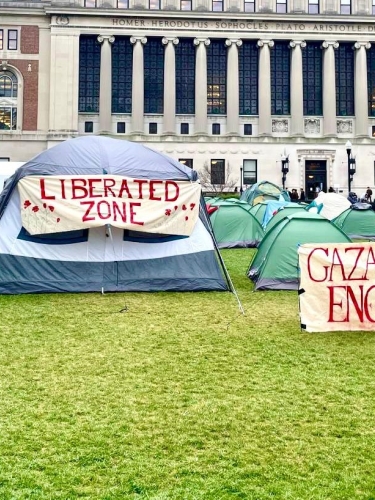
[281, 150, 290, 190]
[240, 166, 243, 194]
[346, 140, 356, 194]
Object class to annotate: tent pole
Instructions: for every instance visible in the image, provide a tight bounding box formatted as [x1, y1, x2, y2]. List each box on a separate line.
[199, 203, 245, 314]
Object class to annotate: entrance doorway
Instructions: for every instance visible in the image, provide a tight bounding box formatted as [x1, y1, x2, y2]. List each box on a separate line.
[305, 160, 327, 200]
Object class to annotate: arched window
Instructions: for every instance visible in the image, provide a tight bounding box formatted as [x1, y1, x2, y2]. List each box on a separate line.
[0, 70, 18, 130]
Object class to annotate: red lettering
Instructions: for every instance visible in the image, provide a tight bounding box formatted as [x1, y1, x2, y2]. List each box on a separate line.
[71, 179, 89, 199]
[364, 248, 375, 280]
[328, 248, 346, 281]
[149, 180, 163, 201]
[103, 178, 117, 197]
[364, 285, 375, 322]
[88, 178, 103, 198]
[40, 179, 55, 200]
[60, 179, 66, 199]
[113, 201, 127, 222]
[345, 247, 366, 280]
[327, 285, 347, 322]
[118, 179, 133, 199]
[97, 200, 111, 220]
[307, 247, 329, 282]
[165, 180, 179, 202]
[133, 179, 149, 199]
[81, 200, 96, 221]
[130, 202, 144, 226]
[346, 285, 364, 322]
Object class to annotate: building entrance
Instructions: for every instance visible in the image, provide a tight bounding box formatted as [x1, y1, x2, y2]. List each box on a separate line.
[305, 160, 327, 200]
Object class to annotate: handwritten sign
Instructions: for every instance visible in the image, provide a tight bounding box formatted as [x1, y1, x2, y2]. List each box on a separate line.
[298, 243, 375, 332]
[18, 175, 201, 236]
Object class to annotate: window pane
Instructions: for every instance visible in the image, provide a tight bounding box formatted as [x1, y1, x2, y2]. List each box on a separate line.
[244, 2, 255, 11]
[84, 0, 96, 6]
[0, 107, 11, 130]
[8, 30, 17, 50]
[239, 41, 258, 115]
[367, 46, 375, 116]
[271, 42, 290, 115]
[303, 42, 322, 115]
[243, 159, 257, 185]
[117, 0, 129, 6]
[150, 0, 160, 8]
[112, 36, 133, 113]
[181, 0, 192, 9]
[207, 40, 226, 115]
[176, 38, 195, 114]
[335, 43, 354, 116]
[308, 3, 319, 12]
[0, 30, 3, 50]
[144, 38, 164, 114]
[211, 159, 225, 185]
[79, 36, 101, 112]
[212, 0, 223, 10]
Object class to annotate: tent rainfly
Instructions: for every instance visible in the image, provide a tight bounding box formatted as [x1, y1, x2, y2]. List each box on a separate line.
[332, 204, 375, 240]
[248, 211, 352, 290]
[0, 136, 230, 294]
[240, 181, 290, 206]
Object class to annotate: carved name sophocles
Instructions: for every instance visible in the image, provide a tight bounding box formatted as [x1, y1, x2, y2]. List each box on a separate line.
[304, 118, 320, 134]
[56, 16, 69, 26]
[337, 119, 353, 133]
[272, 119, 288, 133]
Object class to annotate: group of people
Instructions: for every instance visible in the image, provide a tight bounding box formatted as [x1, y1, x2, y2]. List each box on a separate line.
[287, 188, 305, 202]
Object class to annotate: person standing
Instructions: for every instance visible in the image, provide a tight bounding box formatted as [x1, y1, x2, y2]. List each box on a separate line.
[299, 188, 305, 201]
[366, 186, 373, 203]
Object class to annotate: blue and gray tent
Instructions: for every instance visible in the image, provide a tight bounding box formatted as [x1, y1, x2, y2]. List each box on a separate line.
[0, 136, 230, 294]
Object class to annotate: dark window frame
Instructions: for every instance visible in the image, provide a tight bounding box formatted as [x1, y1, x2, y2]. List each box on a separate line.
[243, 159, 257, 186]
[211, 159, 225, 185]
[117, 121, 126, 133]
[212, 123, 221, 135]
[179, 158, 193, 168]
[180, 122, 190, 134]
[244, 124, 253, 135]
[85, 121, 94, 133]
[7, 30, 18, 50]
[149, 122, 158, 134]
[18, 227, 89, 245]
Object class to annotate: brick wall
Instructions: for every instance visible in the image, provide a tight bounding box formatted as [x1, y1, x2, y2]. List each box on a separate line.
[9, 60, 39, 131]
[20, 26, 39, 55]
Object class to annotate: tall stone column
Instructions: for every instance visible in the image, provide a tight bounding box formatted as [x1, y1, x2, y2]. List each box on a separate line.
[322, 40, 339, 137]
[194, 38, 210, 135]
[354, 41, 371, 138]
[162, 37, 179, 135]
[289, 40, 306, 136]
[97, 35, 115, 134]
[257, 39, 274, 136]
[130, 36, 147, 134]
[225, 38, 242, 136]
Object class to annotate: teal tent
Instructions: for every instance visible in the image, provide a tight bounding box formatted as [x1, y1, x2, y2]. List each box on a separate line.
[248, 201, 271, 224]
[265, 202, 306, 233]
[248, 212, 351, 290]
[240, 181, 290, 206]
[332, 204, 375, 240]
[210, 200, 264, 248]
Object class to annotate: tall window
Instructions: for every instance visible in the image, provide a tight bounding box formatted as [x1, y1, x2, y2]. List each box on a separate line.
[367, 46, 375, 116]
[79, 35, 101, 113]
[207, 40, 226, 115]
[243, 160, 257, 185]
[211, 159, 225, 184]
[308, 0, 319, 13]
[373, 0, 375, 14]
[212, 0, 223, 10]
[276, 0, 287, 12]
[244, 0, 255, 11]
[144, 38, 164, 114]
[271, 42, 290, 115]
[0, 30, 3, 50]
[150, 0, 161, 8]
[340, 0, 350, 13]
[0, 70, 18, 130]
[181, 0, 192, 8]
[302, 42, 322, 115]
[239, 41, 258, 115]
[7, 30, 17, 50]
[335, 43, 354, 116]
[176, 39, 195, 114]
[112, 37, 133, 113]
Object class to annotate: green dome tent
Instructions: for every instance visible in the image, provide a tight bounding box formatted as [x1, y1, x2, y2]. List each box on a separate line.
[248, 212, 351, 290]
[248, 201, 271, 224]
[265, 202, 306, 233]
[240, 181, 290, 206]
[209, 200, 264, 248]
[332, 204, 375, 240]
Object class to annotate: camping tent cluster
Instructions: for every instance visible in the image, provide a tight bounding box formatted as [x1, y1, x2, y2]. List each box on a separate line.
[0, 137, 230, 294]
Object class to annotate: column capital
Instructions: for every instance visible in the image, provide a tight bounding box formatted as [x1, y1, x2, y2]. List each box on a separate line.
[194, 38, 210, 47]
[162, 37, 179, 46]
[225, 39, 242, 48]
[354, 41, 371, 50]
[322, 41, 339, 49]
[257, 39, 274, 48]
[97, 35, 115, 44]
[130, 36, 147, 45]
[289, 40, 306, 49]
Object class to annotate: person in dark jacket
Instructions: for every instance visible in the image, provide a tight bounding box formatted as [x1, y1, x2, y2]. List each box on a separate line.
[299, 188, 306, 201]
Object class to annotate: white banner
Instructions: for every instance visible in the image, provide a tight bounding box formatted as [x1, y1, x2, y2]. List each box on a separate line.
[298, 243, 375, 332]
[18, 175, 201, 236]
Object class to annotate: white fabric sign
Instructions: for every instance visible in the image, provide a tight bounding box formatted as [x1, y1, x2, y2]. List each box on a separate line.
[298, 242, 375, 332]
[18, 175, 201, 236]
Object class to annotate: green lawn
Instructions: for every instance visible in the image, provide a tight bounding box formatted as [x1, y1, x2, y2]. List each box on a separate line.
[1, 249, 375, 499]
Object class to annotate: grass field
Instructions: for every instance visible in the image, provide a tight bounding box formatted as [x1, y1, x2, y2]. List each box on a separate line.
[1, 249, 375, 499]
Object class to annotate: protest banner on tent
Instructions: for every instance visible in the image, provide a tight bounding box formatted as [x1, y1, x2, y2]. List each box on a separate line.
[18, 175, 201, 236]
[298, 242, 375, 332]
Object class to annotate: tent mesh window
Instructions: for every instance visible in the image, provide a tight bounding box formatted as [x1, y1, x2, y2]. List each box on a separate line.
[123, 230, 186, 243]
[17, 228, 89, 245]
